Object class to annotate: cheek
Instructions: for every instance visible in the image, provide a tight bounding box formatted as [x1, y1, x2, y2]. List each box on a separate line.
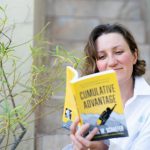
[96, 61, 107, 71]
[120, 53, 135, 65]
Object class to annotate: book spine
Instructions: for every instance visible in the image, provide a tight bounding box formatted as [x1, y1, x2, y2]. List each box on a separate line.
[71, 84, 82, 127]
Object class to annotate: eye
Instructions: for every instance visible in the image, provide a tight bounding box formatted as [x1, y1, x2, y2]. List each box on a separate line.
[98, 55, 106, 60]
[115, 51, 124, 55]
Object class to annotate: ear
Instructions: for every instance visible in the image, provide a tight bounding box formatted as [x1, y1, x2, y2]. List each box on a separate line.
[133, 49, 138, 64]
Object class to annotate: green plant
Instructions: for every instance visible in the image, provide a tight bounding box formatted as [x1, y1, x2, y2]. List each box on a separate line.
[0, 6, 84, 150]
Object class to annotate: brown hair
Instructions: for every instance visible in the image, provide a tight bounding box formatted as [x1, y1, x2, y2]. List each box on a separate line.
[82, 23, 146, 77]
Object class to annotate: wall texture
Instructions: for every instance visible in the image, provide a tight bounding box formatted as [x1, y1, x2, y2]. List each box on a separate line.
[34, 0, 150, 149]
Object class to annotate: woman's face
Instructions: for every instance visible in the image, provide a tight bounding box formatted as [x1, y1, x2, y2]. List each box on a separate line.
[96, 33, 137, 84]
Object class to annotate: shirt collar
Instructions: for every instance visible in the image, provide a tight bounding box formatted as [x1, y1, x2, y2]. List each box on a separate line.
[125, 76, 150, 106]
[134, 76, 150, 96]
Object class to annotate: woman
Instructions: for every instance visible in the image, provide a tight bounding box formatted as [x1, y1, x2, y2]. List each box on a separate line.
[63, 24, 150, 150]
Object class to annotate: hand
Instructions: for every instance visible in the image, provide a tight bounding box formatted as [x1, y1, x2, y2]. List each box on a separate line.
[70, 117, 108, 150]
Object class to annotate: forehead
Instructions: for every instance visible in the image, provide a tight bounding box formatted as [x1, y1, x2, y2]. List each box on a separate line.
[95, 33, 129, 50]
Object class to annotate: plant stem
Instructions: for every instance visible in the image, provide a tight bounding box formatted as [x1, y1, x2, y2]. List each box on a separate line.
[0, 60, 16, 109]
[0, 134, 5, 145]
[11, 127, 26, 150]
[5, 113, 10, 150]
[0, 60, 27, 149]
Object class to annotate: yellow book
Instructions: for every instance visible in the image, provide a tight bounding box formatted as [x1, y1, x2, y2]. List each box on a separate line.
[62, 66, 128, 140]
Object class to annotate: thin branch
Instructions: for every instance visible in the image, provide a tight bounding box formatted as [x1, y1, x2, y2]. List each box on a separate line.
[5, 113, 10, 150]
[0, 134, 5, 145]
[11, 128, 26, 150]
[0, 32, 11, 49]
[0, 60, 27, 149]
[0, 60, 16, 109]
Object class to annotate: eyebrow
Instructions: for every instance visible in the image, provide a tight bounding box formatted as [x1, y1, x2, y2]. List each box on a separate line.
[97, 45, 122, 53]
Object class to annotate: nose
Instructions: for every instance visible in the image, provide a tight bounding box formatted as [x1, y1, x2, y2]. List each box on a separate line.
[108, 55, 117, 67]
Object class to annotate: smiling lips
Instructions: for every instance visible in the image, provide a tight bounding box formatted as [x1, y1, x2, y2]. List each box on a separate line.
[113, 68, 123, 71]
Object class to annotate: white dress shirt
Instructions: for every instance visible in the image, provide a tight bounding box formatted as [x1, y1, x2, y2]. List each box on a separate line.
[109, 76, 150, 150]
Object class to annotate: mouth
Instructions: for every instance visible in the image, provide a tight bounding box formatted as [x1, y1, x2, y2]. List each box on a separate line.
[113, 68, 123, 71]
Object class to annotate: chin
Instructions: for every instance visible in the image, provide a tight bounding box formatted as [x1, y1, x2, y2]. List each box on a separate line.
[116, 74, 124, 83]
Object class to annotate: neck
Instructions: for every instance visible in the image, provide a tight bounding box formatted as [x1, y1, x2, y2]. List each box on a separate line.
[119, 77, 134, 105]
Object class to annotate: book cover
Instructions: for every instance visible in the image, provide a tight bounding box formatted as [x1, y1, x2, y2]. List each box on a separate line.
[62, 66, 80, 129]
[62, 66, 128, 140]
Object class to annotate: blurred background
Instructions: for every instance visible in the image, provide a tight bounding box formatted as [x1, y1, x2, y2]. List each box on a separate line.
[0, 0, 150, 149]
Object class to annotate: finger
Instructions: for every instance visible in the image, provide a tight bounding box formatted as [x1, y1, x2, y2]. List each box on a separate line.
[70, 117, 80, 134]
[75, 128, 99, 148]
[70, 134, 86, 150]
[76, 123, 90, 137]
[76, 134, 91, 148]
[85, 127, 99, 141]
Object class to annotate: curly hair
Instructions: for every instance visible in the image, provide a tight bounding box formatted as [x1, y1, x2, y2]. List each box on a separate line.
[82, 23, 146, 77]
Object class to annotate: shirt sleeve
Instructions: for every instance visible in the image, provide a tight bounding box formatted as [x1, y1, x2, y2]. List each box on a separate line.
[62, 144, 73, 150]
[130, 113, 150, 150]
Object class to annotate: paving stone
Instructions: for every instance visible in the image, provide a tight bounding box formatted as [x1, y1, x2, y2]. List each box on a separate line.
[37, 96, 65, 134]
[144, 70, 150, 85]
[117, 1, 141, 20]
[139, 44, 150, 70]
[48, 17, 145, 44]
[36, 134, 71, 150]
[49, 17, 99, 41]
[47, 0, 140, 20]
[100, 19, 146, 44]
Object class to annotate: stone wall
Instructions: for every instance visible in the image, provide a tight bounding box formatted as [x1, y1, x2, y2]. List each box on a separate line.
[139, 0, 150, 43]
[139, 0, 150, 82]
[34, 0, 150, 149]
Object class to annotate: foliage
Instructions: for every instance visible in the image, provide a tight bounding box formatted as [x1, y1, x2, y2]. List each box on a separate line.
[0, 6, 84, 150]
